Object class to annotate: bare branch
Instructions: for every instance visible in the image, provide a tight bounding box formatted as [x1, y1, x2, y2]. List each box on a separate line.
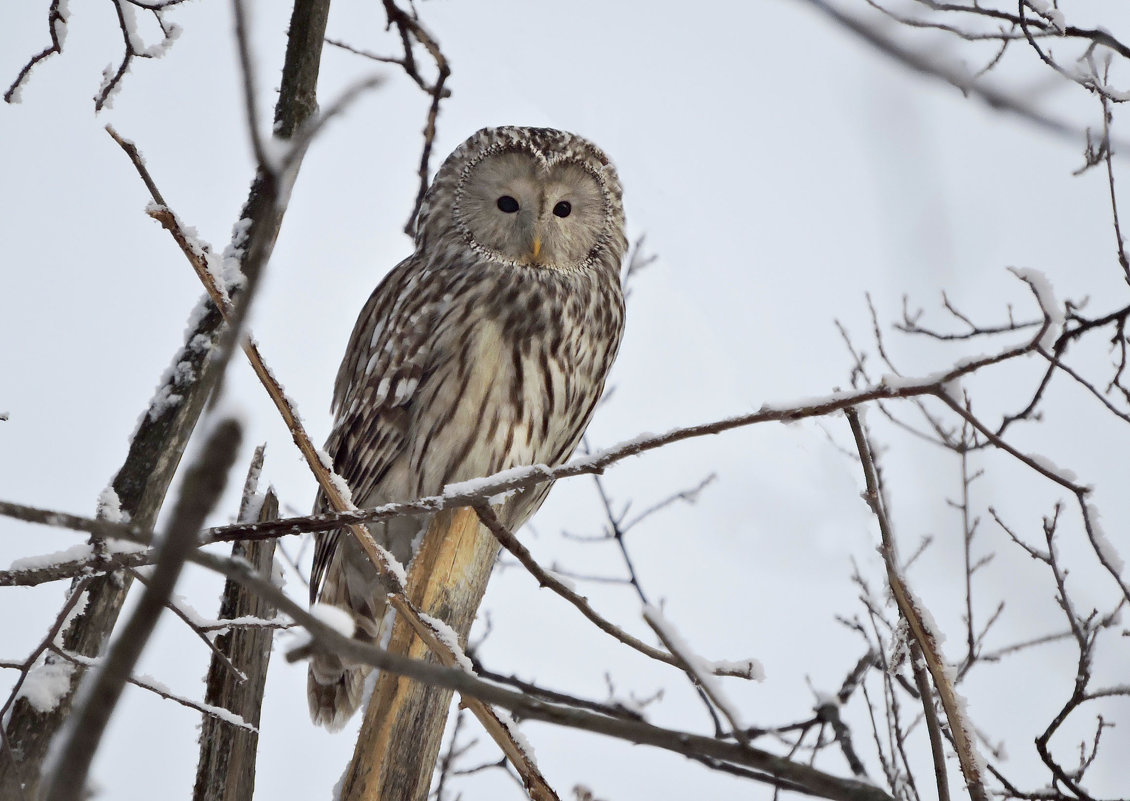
[797, 0, 1108, 144]
[4, 0, 68, 104]
[846, 407, 988, 801]
[472, 504, 696, 673]
[329, 0, 452, 234]
[907, 642, 950, 801]
[187, 547, 895, 801]
[15, 649, 258, 733]
[644, 607, 754, 746]
[41, 418, 242, 801]
[231, 0, 269, 173]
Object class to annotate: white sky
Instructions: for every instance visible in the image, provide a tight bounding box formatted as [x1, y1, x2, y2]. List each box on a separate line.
[2, 1, 1128, 799]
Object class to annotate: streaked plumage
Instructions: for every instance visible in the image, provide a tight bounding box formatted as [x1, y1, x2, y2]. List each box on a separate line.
[308, 126, 627, 729]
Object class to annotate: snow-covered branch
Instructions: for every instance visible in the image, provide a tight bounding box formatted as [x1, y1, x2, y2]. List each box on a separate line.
[185, 547, 894, 801]
[846, 407, 988, 801]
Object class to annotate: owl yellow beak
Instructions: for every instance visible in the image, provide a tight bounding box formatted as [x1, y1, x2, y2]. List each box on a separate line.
[531, 237, 542, 262]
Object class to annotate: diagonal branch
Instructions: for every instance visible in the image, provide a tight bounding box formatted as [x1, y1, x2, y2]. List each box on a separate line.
[40, 418, 242, 801]
[474, 504, 755, 677]
[846, 407, 988, 801]
[0, 296, 1087, 591]
[4, 0, 67, 104]
[115, 110, 556, 801]
[0, 2, 332, 794]
[189, 547, 896, 801]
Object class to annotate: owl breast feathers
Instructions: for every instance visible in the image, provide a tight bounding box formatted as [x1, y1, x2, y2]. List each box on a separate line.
[307, 126, 628, 729]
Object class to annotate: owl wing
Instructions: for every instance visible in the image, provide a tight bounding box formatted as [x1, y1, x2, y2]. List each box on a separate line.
[309, 254, 437, 602]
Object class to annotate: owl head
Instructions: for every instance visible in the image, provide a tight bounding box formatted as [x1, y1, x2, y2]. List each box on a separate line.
[415, 127, 627, 275]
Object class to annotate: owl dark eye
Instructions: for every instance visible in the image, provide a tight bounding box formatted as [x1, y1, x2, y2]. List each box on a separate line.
[496, 195, 519, 213]
[552, 201, 572, 218]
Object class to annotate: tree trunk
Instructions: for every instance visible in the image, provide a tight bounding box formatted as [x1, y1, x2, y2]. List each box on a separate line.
[339, 507, 501, 801]
[193, 490, 279, 801]
[0, 1, 332, 795]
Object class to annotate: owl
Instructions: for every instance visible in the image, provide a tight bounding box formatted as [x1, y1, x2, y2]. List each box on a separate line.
[307, 126, 628, 729]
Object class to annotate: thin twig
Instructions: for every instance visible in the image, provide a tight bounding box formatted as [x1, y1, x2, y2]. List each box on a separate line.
[232, 0, 270, 173]
[190, 547, 896, 801]
[845, 408, 988, 801]
[4, 0, 68, 104]
[908, 642, 950, 801]
[472, 504, 754, 679]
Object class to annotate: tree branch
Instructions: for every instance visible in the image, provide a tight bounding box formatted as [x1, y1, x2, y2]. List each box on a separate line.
[187, 547, 896, 801]
[41, 418, 242, 801]
[0, 2, 332, 792]
[846, 407, 988, 801]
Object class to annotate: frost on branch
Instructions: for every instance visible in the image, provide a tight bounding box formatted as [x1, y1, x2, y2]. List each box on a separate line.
[417, 612, 475, 673]
[15, 658, 75, 714]
[1008, 267, 1063, 350]
[95, 487, 126, 524]
[644, 605, 756, 736]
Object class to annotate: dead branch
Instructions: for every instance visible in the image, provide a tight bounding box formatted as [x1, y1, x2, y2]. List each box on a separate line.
[4, 0, 67, 104]
[0, 2, 332, 792]
[846, 407, 988, 801]
[21, 648, 257, 731]
[797, 0, 1102, 143]
[186, 546, 896, 801]
[0, 296, 1085, 591]
[326, 0, 452, 234]
[41, 418, 242, 801]
[474, 504, 749, 678]
[193, 446, 279, 801]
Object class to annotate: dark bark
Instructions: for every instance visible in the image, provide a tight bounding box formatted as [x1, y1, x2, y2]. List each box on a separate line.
[193, 490, 280, 801]
[0, 1, 333, 796]
[41, 420, 243, 801]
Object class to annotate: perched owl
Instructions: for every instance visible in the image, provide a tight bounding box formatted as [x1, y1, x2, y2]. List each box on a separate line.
[308, 126, 628, 729]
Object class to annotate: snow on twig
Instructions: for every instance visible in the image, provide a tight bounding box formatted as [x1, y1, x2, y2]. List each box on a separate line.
[644, 605, 760, 746]
[845, 407, 989, 801]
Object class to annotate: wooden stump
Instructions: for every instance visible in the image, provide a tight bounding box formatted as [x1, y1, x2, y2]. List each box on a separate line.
[338, 506, 501, 801]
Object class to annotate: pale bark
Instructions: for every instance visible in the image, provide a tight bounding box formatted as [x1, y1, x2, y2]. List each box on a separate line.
[339, 508, 508, 801]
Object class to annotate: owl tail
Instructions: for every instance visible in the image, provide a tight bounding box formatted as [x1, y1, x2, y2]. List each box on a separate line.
[307, 654, 369, 731]
[306, 582, 388, 730]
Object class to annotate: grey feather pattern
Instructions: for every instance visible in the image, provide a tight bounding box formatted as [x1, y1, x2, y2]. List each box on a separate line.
[307, 126, 627, 729]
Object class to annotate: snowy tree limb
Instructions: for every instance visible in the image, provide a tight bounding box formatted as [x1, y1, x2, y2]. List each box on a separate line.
[0, 1, 332, 793]
[0, 292, 1087, 590]
[187, 548, 895, 801]
[41, 418, 242, 801]
[846, 407, 988, 801]
[0, 654, 256, 734]
[3, 0, 67, 104]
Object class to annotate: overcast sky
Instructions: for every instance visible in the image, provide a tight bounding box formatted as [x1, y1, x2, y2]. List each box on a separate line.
[2, 1, 1128, 799]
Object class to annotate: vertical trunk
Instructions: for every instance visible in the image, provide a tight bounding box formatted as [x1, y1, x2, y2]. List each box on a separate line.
[0, 303, 224, 799]
[0, 1, 332, 796]
[193, 490, 280, 801]
[339, 507, 501, 800]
